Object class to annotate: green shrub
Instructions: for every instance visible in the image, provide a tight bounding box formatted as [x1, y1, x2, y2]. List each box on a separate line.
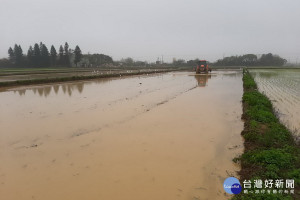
[287, 169, 300, 185]
[249, 120, 259, 129]
[243, 72, 257, 90]
[246, 106, 277, 123]
[244, 131, 260, 142]
[243, 91, 273, 109]
[252, 149, 294, 168]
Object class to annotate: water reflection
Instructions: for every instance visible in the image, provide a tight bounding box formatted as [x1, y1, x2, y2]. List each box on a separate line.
[10, 75, 167, 97]
[53, 85, 59, 94]
[13, 82, 87, 97]
[194, 74, 211, 87]
[17, 89, 26, 96]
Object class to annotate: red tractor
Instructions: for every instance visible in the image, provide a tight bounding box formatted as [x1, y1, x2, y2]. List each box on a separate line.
[195, 60, 211, 74]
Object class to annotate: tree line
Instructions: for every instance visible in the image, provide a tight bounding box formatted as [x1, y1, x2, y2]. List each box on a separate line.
[214, 53, 287, 66]
[168, 53, 287, 67]
[6, 42, 82, 67]
[1, 47, 288, 68]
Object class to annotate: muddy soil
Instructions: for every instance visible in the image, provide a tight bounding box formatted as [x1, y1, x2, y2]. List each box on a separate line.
[0, 71, 244, 200]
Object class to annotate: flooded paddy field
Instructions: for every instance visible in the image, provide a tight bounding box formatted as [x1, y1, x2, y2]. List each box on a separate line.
[250, 69, 300, 136]
[0, 71, 243, 200]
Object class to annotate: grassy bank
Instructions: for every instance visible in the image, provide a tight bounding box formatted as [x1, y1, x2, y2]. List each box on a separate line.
[232, 69, 300, 199]
[0, 69, 178, 88]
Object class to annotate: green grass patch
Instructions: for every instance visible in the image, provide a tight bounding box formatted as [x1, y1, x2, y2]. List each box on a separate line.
[243, 91, 273, 109]
[233, 69, 300, 199]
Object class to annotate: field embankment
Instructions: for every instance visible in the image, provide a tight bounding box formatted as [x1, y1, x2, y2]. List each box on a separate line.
[0, 68, 181, 88]
[233, 69, 300, 199]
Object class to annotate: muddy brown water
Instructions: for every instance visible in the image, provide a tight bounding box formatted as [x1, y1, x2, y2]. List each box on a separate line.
[0, 71, 244, 200]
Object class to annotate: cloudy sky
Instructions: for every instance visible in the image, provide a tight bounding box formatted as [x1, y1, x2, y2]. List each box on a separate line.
[1, 0, 300, 62]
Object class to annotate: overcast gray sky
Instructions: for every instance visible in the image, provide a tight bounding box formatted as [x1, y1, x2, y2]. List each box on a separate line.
[1, 0, 300, 62]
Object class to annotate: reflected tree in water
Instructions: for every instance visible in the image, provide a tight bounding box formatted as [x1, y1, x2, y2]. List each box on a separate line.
[44, 87, 51, 97]
[14, 81, 85, 97]
[61, 85, 67, 94]
[75, 83, 84, 93]
[37, 88, 44, 96]
[67, 85, 72, 96]
[53, 85, 59, 94]
[15, 89, 26, 96]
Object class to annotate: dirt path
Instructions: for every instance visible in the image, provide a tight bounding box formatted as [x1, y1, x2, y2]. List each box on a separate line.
[0, 71, 244, 200]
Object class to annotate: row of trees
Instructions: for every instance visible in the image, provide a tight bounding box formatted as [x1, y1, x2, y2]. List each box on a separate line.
[7, 42, 82, 67]
[2, 47, 288, 68]
[160, 53, 287, 67]
[214, 53, 287, 66]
